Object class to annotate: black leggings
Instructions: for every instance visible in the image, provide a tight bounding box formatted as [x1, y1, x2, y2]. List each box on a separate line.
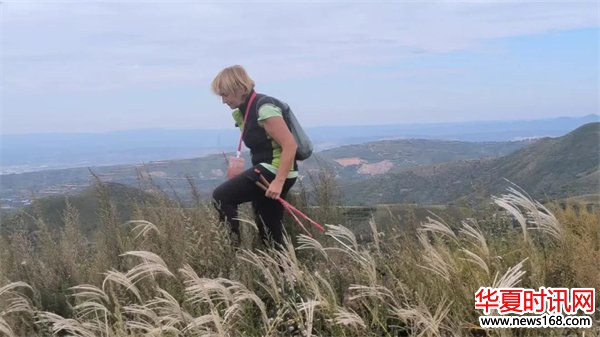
[212, 165, 296, 248]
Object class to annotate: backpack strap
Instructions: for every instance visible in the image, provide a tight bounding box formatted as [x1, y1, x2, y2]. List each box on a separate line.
[236, 92, 257, 157]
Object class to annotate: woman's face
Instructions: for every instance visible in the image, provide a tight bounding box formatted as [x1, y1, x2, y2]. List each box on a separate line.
[220, 90, 245, 109]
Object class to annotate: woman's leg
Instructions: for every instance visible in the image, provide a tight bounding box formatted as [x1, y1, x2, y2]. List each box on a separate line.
[212, 168, 264, 244]
[253, 170, 296, 249]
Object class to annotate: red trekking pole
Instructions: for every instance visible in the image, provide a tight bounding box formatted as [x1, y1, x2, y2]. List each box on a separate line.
[253, 169, 325, 236]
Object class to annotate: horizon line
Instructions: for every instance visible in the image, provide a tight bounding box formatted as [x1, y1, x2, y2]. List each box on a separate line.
[2, 113, 598, 137]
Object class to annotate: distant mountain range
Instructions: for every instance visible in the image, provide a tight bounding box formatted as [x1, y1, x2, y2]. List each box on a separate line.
[308, 138, 532, 180]
[0, 136, 534, 210]
[342, 123, 600, 205]
[1, 114, 597, 174]
[1, 121, 598, 211]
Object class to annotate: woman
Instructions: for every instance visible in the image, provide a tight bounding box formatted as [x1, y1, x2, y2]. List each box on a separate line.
[211, 65, 298, 249]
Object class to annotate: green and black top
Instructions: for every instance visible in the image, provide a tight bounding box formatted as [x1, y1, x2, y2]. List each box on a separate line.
[232, 91, 299, 179]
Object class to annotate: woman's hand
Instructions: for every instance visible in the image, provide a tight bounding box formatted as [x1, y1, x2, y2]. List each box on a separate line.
[265, 179, 284, 199]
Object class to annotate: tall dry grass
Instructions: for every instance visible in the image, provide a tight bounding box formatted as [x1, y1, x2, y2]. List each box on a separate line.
[0, 179, 598, 336]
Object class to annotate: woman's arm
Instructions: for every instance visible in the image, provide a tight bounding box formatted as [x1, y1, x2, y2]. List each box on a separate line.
[262, 117, 297, 199]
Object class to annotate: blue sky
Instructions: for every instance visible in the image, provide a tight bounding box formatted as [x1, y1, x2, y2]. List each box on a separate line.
[1, 1, 598, 134]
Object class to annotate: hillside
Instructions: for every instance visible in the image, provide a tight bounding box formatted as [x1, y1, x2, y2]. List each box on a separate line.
[343, 122, 600, 205]
[0, 182, 162, 238]
[307, 138, 529, 178]
[1, 139, 529, 210]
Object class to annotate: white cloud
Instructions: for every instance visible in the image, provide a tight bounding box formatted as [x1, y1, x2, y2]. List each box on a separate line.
[2, 1, 598, 92]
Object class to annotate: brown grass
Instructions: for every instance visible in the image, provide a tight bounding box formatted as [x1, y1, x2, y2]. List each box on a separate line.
[0, 181, 598, 337]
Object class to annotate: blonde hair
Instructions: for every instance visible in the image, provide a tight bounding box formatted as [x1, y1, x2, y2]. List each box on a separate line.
[211, 65, 255, 96]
